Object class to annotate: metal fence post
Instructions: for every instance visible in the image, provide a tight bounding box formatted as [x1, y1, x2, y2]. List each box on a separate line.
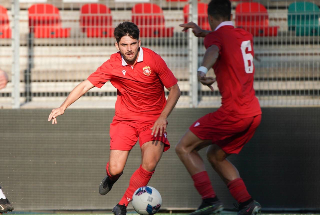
[188, 0, 198, 107]
[11, 0, 20, 109]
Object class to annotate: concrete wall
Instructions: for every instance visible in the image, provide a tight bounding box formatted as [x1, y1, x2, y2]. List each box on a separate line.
[1, 108, 320, 211]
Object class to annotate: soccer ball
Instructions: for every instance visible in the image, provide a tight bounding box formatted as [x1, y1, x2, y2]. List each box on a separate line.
[132, 186, 162, 215]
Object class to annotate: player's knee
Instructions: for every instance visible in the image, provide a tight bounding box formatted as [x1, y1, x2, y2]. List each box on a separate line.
[207, 154, 219, 167]
[206, 148, 226, 166]
[142, 161, 157, 172]
[175, 143, 186, 157]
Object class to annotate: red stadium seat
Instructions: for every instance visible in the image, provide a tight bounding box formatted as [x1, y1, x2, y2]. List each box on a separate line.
[0, 5, 12, 39]
[28, 4, 70, 38]
[132, 3, 174, 37]
[235, 2, 279, 37]
[183, 3, 211, 31]
[80, 4, 113, 38]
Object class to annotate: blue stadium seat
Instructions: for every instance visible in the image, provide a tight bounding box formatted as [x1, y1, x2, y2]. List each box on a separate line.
[288, 1, 320, 36]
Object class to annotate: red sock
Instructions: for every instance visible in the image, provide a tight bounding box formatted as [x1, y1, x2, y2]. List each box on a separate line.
[118, 165, 154, 206]
[106, 162, 122, 181]
[192, 171, 216, 199]
[227, 178, 252, 203]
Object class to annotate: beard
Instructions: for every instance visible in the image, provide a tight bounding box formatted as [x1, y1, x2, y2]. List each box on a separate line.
[121, 49, 139, 64]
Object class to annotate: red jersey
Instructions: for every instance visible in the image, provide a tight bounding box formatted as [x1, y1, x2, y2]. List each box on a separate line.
[204, 24, 261, 118]
[88, 47, 178, 120]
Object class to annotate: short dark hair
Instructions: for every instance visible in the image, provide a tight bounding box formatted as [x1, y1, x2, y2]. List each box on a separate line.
[208, 0, 231, 20]
[114, 22, 140, 43]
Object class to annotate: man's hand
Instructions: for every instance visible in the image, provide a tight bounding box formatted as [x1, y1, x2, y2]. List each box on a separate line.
[0, 70, 8, 90]
[48, 107, 65, 124]
[47, 80, 94, 125]
[179, 22, 209, 37]
[199, 75, 216, 92]
[151, 116, 168, 137]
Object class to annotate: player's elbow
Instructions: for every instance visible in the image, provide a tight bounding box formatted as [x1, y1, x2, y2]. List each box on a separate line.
[82, 80, 95, 92]
[176, 85, 181, 98]
[170, 84, 181, 98]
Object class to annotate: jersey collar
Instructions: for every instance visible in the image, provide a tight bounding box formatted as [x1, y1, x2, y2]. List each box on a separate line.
[122, 47, 143, 66]
[214, 21, 234, 31]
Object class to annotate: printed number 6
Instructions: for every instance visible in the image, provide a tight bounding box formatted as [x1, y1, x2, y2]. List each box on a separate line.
[241, 40, 253, 74]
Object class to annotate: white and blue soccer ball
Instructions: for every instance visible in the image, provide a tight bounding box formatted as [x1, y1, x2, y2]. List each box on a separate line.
[132, 186, 162, 215]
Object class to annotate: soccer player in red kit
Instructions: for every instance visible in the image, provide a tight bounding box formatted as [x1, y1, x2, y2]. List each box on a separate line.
[48, 22, 180, 215]
[176, 0, 262, 215]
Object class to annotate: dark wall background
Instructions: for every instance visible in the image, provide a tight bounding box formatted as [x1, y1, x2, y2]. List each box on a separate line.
[1, 108, 319, 211]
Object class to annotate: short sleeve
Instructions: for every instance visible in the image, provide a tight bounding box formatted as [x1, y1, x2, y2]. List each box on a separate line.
[204, 31, 222, 50]
[153, 53, 178, 89]
[87, 60, 113, 88]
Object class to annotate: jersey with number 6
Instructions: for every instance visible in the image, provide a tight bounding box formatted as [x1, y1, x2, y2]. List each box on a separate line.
[204, 25, 261, 118]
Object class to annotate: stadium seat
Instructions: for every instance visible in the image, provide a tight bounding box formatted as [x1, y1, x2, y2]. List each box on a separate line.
[288, 1, 320, 36]
[80, 4, 113, 38]
[0, 5, 12, 38]
[28, 4, 70, 38]
[183, 3, 211, 31]
[131, 3, 174, 37]
[235, 2, 279, 37]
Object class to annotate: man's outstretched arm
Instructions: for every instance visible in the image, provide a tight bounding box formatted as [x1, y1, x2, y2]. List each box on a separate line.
[180, 22, 211, 37]
[48, 80, 94, 124]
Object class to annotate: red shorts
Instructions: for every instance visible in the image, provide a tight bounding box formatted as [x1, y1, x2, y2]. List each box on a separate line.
[109, 119, 170, 152]
[189, 111, 261, 154]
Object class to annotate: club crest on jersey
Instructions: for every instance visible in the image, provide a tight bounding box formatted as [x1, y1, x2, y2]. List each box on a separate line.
[143, 66, 152, 76]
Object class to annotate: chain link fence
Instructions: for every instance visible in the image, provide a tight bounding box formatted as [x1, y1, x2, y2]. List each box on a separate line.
[0, 0, 320, 108]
